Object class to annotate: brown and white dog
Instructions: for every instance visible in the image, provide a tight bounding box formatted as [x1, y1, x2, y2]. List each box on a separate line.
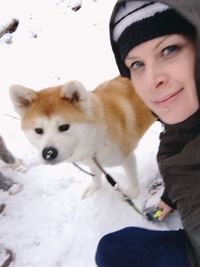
[9, 76, 155, 198]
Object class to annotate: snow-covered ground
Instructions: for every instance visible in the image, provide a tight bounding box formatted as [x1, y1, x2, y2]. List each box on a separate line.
[0, 1, 182, 266]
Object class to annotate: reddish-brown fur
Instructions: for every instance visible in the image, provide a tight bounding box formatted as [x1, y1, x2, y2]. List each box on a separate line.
[93, 76, 156, 154]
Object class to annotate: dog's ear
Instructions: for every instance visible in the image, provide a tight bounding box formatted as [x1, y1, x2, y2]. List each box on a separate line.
[60, 80, 91, 114]
[9, 84, 37, 117]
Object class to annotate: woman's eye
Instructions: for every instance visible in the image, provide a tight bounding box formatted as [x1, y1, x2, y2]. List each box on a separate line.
[35, 128, 43, 134]
[130, 61, 144, 71]
[162, 45, 179, 57]
[59, 124, 70, 132]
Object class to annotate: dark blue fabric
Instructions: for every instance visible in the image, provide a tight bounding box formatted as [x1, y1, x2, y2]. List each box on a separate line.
[95, 227, 191, 267]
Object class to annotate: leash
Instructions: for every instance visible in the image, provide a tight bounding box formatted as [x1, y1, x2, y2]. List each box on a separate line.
[92, 156, 144, 216]
[73, 162, 95, 177]
[73, 158, 162, 221]
[74, 158, 143, 216]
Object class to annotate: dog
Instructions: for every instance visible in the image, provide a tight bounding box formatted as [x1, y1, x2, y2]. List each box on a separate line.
[9, 76, 155, 198]
[0, 135, 22, 195]
[0, 134, 21, 267]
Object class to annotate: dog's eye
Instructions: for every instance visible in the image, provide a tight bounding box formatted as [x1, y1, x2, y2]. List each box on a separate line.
[59, 124, 70, 132]
[35, 128, 43, 134]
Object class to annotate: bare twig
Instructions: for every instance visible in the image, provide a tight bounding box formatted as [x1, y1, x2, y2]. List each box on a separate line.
[0, 249, 14, 267]
[3, 114, 20, 120]
[0, 19, 19, 39]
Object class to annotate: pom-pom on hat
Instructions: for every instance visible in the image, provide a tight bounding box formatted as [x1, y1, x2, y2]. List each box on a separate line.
[110, 1, 197, 78]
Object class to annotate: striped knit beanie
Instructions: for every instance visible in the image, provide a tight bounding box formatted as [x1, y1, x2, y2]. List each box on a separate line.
[110, 1, 197, 78]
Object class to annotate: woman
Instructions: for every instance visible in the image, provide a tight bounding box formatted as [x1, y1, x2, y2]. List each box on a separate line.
[95, 1, 200, 266]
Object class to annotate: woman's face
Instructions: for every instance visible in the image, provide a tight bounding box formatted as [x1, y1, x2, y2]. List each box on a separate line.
[125, 34, 199, 124]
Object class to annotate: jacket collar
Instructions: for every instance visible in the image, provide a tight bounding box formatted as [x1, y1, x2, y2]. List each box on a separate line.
[163, 107, 200, 131]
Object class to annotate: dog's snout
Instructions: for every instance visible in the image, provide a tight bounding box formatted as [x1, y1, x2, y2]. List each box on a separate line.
[42, 147, 58, 161]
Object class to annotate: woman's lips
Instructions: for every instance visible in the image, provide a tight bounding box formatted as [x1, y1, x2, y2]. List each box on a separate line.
[153, 88, 183, 108]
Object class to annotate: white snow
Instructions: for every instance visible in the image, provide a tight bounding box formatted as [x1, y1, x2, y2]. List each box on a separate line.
[0, 1, 182, 266]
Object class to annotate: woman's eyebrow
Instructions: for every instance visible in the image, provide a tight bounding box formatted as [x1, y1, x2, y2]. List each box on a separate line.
[125, 54, 139, 62]
[153, 36, 170, 50]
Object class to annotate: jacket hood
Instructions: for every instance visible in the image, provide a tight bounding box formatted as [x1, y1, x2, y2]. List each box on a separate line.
[109, 0, 200, 95]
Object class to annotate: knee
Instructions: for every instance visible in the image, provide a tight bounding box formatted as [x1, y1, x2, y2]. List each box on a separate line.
[95, 227, 137, 267]
[95, 233, 115, 267]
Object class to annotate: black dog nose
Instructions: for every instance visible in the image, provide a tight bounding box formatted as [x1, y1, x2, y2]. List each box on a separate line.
[42, 147, 58, 161]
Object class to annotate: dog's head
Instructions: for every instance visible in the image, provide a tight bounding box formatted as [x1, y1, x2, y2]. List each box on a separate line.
[9, 81, 99, 164]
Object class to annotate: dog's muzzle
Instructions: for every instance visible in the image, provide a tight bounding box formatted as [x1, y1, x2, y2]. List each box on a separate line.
[42, 147, 58, 161]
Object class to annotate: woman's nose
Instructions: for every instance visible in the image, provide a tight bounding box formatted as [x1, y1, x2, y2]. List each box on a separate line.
[154, 76, 167, 89]
[148, 67, 168, 90]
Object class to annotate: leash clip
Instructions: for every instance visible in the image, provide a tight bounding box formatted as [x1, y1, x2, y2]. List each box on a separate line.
[143, 206, 163, 222]
[114, 183, 129, 200]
